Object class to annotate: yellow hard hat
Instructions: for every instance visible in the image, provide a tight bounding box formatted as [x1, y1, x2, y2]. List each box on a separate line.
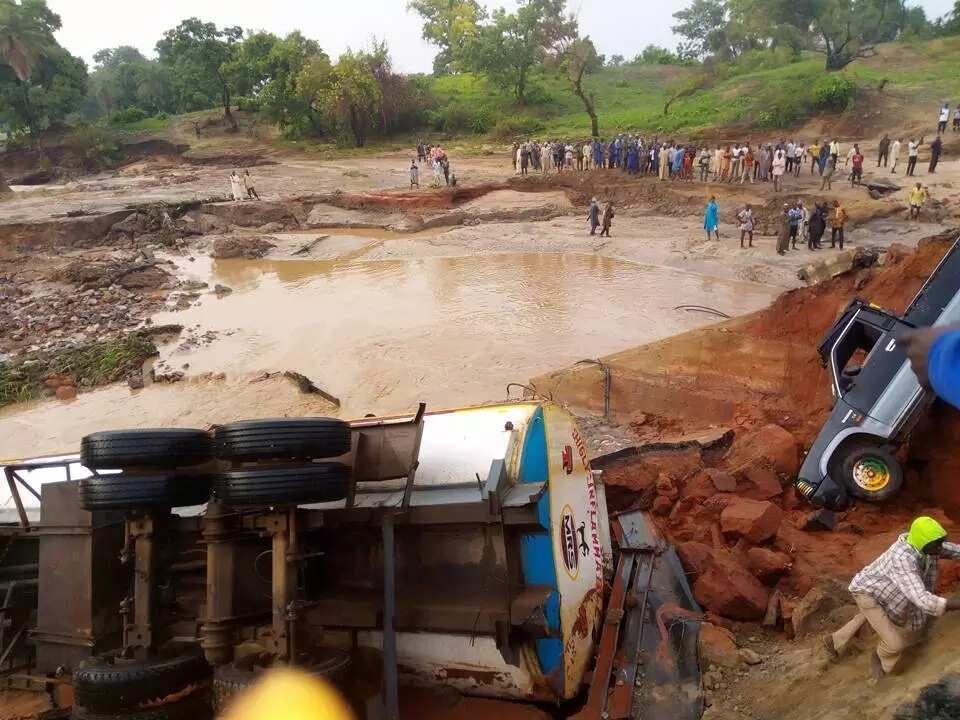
[221, 669, 355, 720]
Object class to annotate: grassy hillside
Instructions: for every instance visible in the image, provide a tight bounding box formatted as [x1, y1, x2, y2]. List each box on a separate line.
[428, 35, 960, 140]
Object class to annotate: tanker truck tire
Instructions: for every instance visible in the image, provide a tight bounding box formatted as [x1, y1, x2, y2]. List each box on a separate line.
[74, 651, 212, 712]
[81, 429, 212, 470]
[213, 464, 350, 506]
[213, 651, 352, 713]
[212, 418, 350, 462]
[79, 473, 213, 511]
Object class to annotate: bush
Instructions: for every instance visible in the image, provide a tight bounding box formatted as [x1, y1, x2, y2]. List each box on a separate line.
[64, 125, 123, 171]
[812, 74, 857, 112]
[489, 115, 545, 141]
[108, 107, 149, 124]
[430, 103, 494, 134]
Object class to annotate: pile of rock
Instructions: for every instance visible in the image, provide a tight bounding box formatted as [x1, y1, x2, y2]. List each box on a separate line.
[604, 424, 809, 625]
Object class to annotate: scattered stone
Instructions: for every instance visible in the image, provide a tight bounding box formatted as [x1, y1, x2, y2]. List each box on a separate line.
[153, 370, 185, 384]
[180, 280, 209, 291]
[738, 648, 762, 665]
[747, 547, 793, 583]
[694, 560, 769, 621]
[738, 464, 783, 501]
[763, 590, 782, 627]
[211, 235, 276, 259]
[791, 581, 847, 638]
[677, 542, 716, 578]
[720, 498, 783, 543]
[43, 373, 74, 389]
[213, 284, 233, 296]
[651, 494, 674, 516]
[55, 385, 77, 401]
[698, 622, 741, 669]
[706, 468, 737, 492]
[801, 508, 838, 531]
[127, 370, 145, 390]
[725, 424, 799, 477]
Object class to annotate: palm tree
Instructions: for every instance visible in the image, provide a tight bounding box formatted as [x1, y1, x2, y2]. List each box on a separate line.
[0, 0, 57, 193]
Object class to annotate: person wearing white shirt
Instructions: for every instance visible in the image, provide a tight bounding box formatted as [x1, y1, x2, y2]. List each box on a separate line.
[829, 139, 840, 160]
[786, 141, 796, 173]
[907, 137, 922, 176]
[938, 103, 950, 133]
[890, 138, 902, 173]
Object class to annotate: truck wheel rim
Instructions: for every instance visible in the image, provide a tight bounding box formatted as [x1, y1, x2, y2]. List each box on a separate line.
[852, 457, 890, 492]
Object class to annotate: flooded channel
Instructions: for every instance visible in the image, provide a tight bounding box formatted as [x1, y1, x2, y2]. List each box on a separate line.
[155, 252, 777, 414]
[2, 249, 778, 459]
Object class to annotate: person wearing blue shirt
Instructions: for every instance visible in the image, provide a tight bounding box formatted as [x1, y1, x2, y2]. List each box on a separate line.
[903, 325, 960, 410]
[703, 196, 720, 242]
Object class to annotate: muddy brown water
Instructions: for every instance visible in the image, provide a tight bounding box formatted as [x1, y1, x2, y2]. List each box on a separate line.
[155, 252, 777, 415]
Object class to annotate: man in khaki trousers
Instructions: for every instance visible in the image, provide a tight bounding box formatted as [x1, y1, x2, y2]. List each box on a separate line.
[825, 516, 960, 678]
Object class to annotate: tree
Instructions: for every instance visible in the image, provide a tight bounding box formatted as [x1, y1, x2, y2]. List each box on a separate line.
[0, 45, 86, 137]
[88, 46, 174, 116]
[0, 0, 58, 82]
[407, 0, 484, 74]
[555, 36, 602, 136]
[467, 0, 575, 104]
[672, 0, 732, 59]
[319, 51, 381, 147]
[632, 44, 685, 65]
[607, 53, 624, 67]
[156, 18, 242, 127]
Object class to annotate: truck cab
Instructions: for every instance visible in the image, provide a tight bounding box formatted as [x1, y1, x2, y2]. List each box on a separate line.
[796, 237, 960, 509]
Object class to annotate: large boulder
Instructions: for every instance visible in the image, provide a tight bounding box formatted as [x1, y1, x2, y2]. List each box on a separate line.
[211, 235, 276, 259]
[725, 424, 799, 477]
[738, 464, 783, 501]
[694, 560, 769, 620]
[720, 498, 783, 543]
[677, 541, 716, 578]
[698, 622, 741, 668]
[746, 547, 793, 584]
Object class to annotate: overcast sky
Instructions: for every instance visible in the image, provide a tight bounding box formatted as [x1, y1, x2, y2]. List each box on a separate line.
[46, 0, 956, 73]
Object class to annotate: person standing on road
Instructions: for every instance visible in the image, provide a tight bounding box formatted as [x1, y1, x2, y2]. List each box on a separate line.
[737, 204, 754, 248]
[776, 204, 790, 255]
[787, 202, 803, 250]
[938, 102, 950, 133]
[809, 140, 821, 175]
[243, 169, 260, 200]
[954, 104, 960, 132]
[829, 138, 840, 163]
[808, 202, 826, 250]
[820, 155, 836, 190]
[850, 145, 864, 186]
[908, 182, 929, 220]
[698, 146, 711, 182]
[825, 517, 960, 679]
[772, 148, 787, 192]
[819, 142, 830, 176]
[907, 137, 922, 176]
[830, 200, 847, 249]
[928, 135, 943, 174]
[229, 171, 244, 202]
[742, 145, 755, 184]
[877, 134, 891, 167]
[600, 202, 615, 237]
[794, 142, 805, 177]
[703, 195, 720, 242]
[588, 197, 600, 235]
[890, 137, 903, 173]
[409, 159, 419, 188]
[658, 144, 670, 181]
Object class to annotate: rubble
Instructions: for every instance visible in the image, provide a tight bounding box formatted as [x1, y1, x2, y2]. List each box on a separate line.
[699, 622, 742, 668]
[720, 498, 783, 543]
[211, 235, 277, 259]
[694, 559, 770, 620]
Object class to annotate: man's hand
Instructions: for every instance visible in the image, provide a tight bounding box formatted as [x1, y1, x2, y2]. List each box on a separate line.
[901, 324, 960, 388]
[945, 595, 960, 611]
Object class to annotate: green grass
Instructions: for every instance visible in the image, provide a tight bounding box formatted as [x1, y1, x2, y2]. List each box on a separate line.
[421, 36, 960, 140]
[0, 334, 158, 407]
[108, 115, 172, 134]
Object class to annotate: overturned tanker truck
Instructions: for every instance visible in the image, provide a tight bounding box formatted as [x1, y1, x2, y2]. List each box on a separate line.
[0, 401, 701, 719]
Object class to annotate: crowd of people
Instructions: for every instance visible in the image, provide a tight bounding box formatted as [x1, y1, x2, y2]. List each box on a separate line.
[411, 140, 455, 188]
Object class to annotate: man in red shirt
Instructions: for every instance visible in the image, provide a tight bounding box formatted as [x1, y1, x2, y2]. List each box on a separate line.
[850, 144, 864, 186]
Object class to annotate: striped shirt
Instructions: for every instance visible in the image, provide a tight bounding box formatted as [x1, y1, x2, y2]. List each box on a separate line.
[849, 535, 960, 631]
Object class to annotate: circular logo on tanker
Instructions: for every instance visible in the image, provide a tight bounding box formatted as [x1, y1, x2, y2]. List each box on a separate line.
[559, 504, 580, 580]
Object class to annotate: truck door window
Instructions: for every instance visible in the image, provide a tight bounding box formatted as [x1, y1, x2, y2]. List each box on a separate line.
[832, 319, 883, 396]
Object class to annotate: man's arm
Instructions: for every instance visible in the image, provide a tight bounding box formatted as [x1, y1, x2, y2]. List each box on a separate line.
[889, 556, 948, 616]
[940, 541, 960, 560]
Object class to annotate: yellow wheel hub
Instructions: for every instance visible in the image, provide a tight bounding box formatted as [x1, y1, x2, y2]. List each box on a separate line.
[852, 457, 891, 492]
